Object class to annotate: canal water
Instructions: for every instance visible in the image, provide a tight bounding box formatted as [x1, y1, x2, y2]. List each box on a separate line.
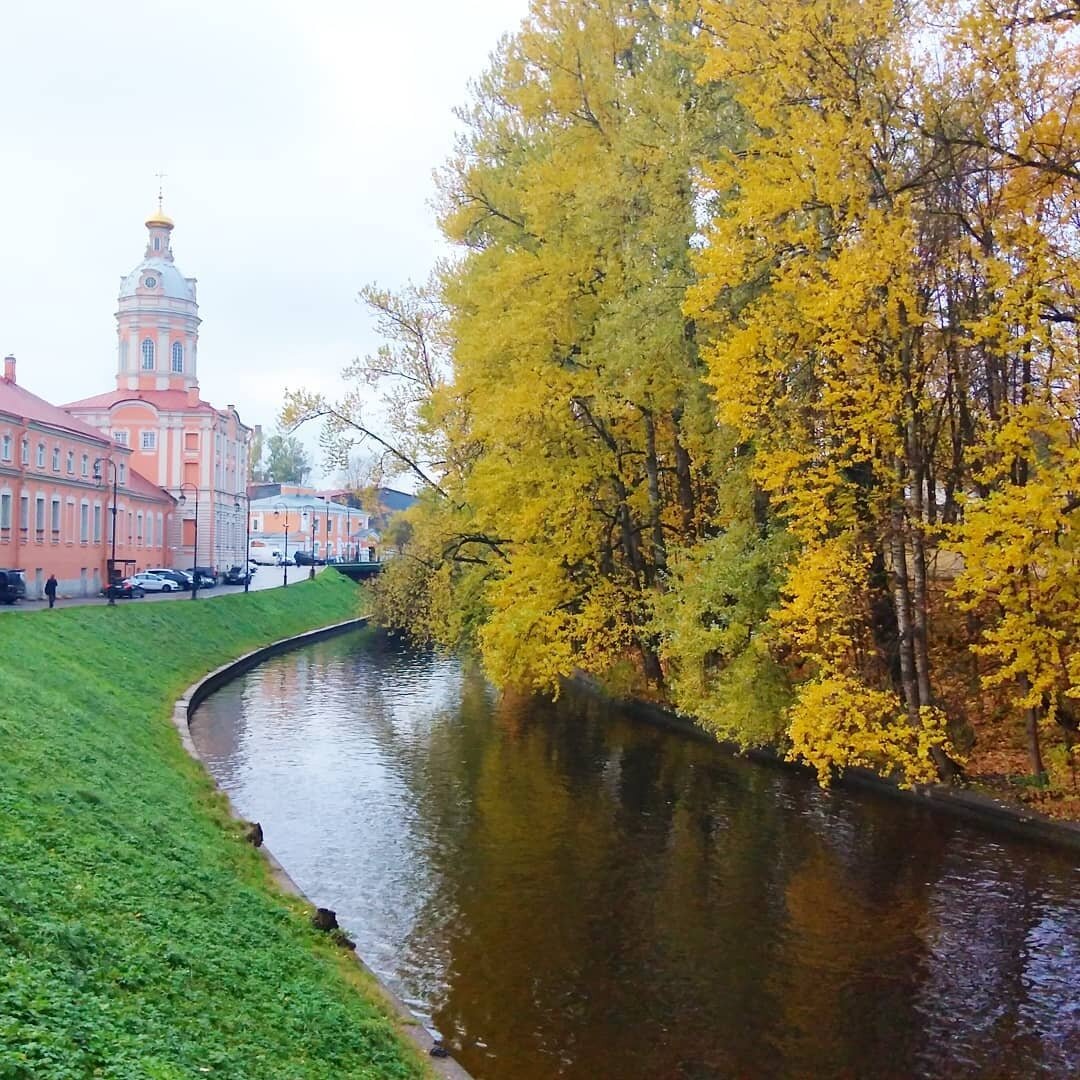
[190, 630, 1080, 1079]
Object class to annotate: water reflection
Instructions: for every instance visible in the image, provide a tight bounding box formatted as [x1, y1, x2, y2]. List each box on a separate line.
[191, 630, 1080, 1079]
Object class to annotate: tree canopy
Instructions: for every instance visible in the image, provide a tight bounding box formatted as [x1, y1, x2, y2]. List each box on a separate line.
[297, 0, 1080, 794]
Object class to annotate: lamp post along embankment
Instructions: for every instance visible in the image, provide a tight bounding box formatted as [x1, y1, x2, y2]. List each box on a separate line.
[177, 483, 200, 599]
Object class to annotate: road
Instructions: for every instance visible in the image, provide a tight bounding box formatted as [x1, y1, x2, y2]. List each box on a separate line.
[0, 564, 323, 613]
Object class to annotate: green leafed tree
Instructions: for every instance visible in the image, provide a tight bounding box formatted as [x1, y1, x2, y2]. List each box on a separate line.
[262, 433, 312, 485]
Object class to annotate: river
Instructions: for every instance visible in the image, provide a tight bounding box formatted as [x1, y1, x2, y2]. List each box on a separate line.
[190, 629, 1080, 1079]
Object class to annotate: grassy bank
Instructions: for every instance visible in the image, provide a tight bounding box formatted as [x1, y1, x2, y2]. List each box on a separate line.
[0, 573, 426, 1079]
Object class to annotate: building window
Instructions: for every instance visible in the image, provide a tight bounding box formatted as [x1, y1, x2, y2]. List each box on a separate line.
[35, 495, 45, 534]
[156, 512, 163, 547]
[93, 503, 102, 543]
[119, 340, 128, 369]
[172, 342, 184, 373]
[0, 492, 10, 529]
[19, 495, 29, 530]
[0, 434, 10, 461]
[118, 463, 127, 486]
[66, 450, 75, 474]
[154, 236, 160, 251]
[112, 430, 129, 447]
[81, 453, 89, 477]
[80, 502, 89, 542]
[52, 446, 61, 471]
[137, 511, 143, 543]
[21, 438, 29, 465]
[141, 430, 157, 451]
[184, 432, 199, 451]
[36, 443, 45, 468]
[51, 497, 61, 535]
[141, 338, 155, 370]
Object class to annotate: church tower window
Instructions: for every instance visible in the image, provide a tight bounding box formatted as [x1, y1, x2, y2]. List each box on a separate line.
[141, 338, 155, 370]
[172, 341, 184, 373]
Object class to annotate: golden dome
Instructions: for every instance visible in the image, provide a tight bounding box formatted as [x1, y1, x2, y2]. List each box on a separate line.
[145, 207, 174, 229]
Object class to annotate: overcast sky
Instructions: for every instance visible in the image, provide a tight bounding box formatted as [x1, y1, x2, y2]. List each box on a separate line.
[0, 0, 530, 480]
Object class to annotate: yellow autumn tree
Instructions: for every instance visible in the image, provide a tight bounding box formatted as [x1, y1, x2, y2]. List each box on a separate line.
[431, 0, 730, 693]
[688, 0, 961, 782]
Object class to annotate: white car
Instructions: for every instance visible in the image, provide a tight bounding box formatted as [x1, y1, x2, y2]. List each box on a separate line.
[129, 571, 178, 592]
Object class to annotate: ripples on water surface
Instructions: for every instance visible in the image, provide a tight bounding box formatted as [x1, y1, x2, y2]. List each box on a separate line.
[191, 630, 1080, 1079]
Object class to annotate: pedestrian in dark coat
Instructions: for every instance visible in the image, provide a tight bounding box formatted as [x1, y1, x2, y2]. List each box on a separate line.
[44, 573, 58, 609]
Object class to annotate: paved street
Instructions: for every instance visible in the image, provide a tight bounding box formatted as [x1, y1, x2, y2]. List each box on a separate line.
[1, 564, 324, 613]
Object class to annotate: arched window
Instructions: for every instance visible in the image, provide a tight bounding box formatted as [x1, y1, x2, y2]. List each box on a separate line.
[171, 341, 183, 373]
[141, 338, 155, 370]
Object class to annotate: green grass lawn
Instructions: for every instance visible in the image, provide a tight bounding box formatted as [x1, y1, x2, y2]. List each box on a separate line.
[0, 573, 427, 1079]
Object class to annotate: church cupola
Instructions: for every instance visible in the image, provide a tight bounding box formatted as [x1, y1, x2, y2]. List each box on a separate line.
[144, 201, 175, 260]
[116, 200, 201, 394]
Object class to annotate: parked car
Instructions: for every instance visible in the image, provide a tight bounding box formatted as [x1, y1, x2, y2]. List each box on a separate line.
[103, 579, 145, 599]
[222, 564, 253, 586]
[272, 551, 295, 566]
[184, 567, 218, 588]
[145, 567, 192, 589]
[128, 572, 177, 593]
[293, 550, 324, 566]
[0, 568, 27, 605]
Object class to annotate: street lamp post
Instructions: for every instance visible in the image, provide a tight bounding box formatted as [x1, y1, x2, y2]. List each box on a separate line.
[177, 483, 200, 599]
[301, 503, 317, 580]
[319, 496, 331, 562]
[346, 505, 351, 562]
[93, 457, 119, 606]
[234, 492, 250, 593]
[274, 503, 290, 588]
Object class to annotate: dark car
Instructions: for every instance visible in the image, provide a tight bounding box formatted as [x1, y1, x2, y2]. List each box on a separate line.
[222, 564, 253, 585]
[103, 578, 145, 600]
[0, 568, 27, 605]
[293, 550, 324, 566]
[184, 567, 218, 588]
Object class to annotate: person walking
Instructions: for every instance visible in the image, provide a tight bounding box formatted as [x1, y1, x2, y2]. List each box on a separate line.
[44, 573, 58, 609]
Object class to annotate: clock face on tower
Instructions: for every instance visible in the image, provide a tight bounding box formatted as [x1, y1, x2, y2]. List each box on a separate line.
[144, 276, 157, 288]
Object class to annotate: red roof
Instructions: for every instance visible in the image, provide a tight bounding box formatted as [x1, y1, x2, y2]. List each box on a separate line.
[1, 376, 115, 444]
[62, 388, 220, 414]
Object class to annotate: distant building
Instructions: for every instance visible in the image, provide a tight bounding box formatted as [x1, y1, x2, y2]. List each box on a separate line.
[247, 486, 375, 562]
[1, 354, 176, 597]
[64, 205, 253, 571]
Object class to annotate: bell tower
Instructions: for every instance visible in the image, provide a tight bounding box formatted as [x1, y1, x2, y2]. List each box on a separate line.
[115, 200, 201, 394]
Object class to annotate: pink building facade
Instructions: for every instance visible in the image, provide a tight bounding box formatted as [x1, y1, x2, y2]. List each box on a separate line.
[65, 206, 253, 572]
[0, 356, 176, 598]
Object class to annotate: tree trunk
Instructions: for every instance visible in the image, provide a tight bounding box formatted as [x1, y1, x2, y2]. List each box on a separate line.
[889, 499, 921, 725]
[1021, 677, 1048, 784]
[642, 410, 668, 573]
[672, 410, 695, 537]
